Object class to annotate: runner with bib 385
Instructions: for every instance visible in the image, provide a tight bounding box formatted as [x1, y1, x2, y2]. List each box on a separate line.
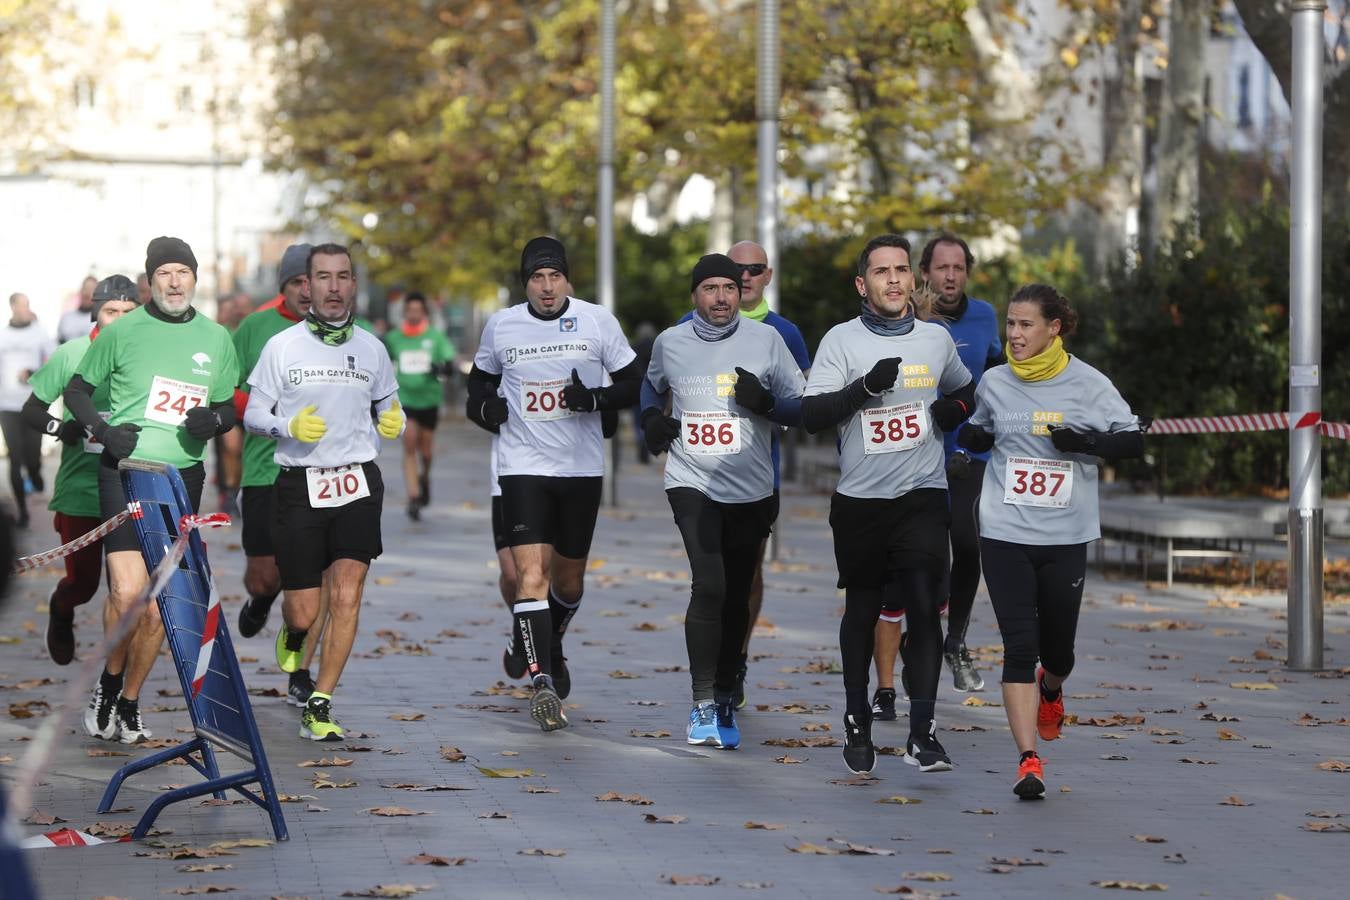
[244, 243, 405, 742]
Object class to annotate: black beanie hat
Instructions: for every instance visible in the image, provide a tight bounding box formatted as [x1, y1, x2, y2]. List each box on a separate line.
[145, 236, 198, 280]
[90, 274, 139, 321]
[520, 236, 568, 285]
[690, 253, 742, 293]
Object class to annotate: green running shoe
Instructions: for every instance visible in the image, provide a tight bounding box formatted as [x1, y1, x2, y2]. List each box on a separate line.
[300, 695, 344, 742]
[275, 624, 307, 673]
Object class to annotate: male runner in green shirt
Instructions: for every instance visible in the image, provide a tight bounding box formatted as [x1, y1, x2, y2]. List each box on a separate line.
[64, 236, 241, 743]
[382, 292, 454, 520]
[22, 275, 139, 665]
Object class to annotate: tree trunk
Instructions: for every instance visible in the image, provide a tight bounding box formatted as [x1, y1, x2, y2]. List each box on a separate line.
[1153, 0, 1207, 249]
[1096, 0, 1145, 269]
[1231, 0, 1350, 219]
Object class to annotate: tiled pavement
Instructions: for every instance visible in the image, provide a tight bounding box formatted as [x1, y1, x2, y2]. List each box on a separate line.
[1, 419, 1347, 899]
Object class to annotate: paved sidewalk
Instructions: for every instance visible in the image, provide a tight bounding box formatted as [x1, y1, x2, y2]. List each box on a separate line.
[1, 418, 1347, 899]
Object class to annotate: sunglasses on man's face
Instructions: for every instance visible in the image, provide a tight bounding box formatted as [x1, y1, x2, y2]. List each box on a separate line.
[738, 264, 768, 277]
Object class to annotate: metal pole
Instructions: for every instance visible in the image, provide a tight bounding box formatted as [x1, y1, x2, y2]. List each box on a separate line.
[599, 0, 618, 506]
[756, 0, 780, 313]
[1287, 0, 1324, 671]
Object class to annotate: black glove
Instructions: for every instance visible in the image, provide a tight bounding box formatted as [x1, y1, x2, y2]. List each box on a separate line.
[96, 422, 141, 460]
[1049, 424, 1097, 455]
[57, 419, 86, 447]
[956, 423, 994, 453]
[640, 408, 681, 456]
[930, 397, 969, 432]
[184, 406, 221, 441]
[732, 367, 774, 417]
[946, 450, 972, 481]
[481, 396, 509, 428]
[862, 357, 903, 394]
[561, 368, 599, 413]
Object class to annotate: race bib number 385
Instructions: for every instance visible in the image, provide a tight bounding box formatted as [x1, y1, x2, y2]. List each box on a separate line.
[306, 463, 371, 509]
[682, 410, 741, 456]
[861, 401, 928, 455]
[1003, 456, 1074, 508]
[144, 376, 208, 425]
[520, 379, 573, 421]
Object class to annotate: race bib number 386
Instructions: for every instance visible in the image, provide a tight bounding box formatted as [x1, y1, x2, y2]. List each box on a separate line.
[144, 376, 208, 425]
[306, 463, 371, 509]
[1003, 456, 1074, 508]
[861, 401, 928, 455]
[682, 410, 741, 456]
[520, 379, 573, 421]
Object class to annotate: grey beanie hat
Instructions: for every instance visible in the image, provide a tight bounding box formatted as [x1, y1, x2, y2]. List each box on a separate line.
[278, 243, 313, 291]
[90, 274, 139, 321]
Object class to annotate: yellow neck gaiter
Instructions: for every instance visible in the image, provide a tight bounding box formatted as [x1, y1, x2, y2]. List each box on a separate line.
[742, 297, 770, 322]
[1007, 336, 1069, 382]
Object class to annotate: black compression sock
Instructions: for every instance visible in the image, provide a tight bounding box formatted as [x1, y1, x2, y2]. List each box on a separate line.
[513, 599, 552, 678]
[547, 588, 580, 638]
[1021, 749, 1039, 762]
[1039, 677, 1062, 702]
[908, 699, 936, 739]
[100, 668, 123, 696]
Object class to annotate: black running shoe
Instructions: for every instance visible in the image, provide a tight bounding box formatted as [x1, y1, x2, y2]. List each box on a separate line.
[870, 687, 897, 721]
[237, 595, 275, 639]
[842, 713, 876, 775]
[904, 721, 953, 772]
[733, 662, 748, 710]
[550, 640, 571, 700]
[406, 501, 421, 522]
[287, 669, 315, 707]
[47, 607, 76, 665]
[418, 472, 430, 506]
[530, 675, 568, 732]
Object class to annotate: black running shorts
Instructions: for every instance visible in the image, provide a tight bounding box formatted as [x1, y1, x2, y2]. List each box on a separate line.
[491, 495, 509, 552]
[98, 458, 205, 554]
[498, 474, 603, 559]
[828, 488, 950, 589]
[404, 405, 439, 431]
[240, 485, 276, 557]
[272, 461, 384, 591]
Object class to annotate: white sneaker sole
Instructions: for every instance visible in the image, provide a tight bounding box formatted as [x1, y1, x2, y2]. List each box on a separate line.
[82, 709, 117, 741]
[686, 732, 722, 747]
[903, 751, 953, 773]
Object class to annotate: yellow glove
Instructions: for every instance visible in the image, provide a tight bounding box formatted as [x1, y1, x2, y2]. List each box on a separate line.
[288, 405, 327, 443]
[377, 400, 404, 439]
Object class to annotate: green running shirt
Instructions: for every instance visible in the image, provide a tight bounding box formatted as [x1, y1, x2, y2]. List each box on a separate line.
[383, 327, 454, 410]
[233, 305, 300, 487]
[27, 335, 108, 518]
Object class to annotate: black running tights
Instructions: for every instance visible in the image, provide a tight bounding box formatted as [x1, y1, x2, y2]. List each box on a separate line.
[980, 538, 1088, 683]
[841, 568, 943, 718]
[0, 411, 42, 511]
[943, 457, 985, 642]
[668, 488, 773, 701]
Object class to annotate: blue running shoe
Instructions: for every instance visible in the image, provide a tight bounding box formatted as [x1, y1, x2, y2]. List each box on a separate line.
[686, 700, 721, 746]
[715, 697, 740, 750]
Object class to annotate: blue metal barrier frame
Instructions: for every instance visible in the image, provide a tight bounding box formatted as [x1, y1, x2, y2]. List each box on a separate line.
[97, 460, 287, 841]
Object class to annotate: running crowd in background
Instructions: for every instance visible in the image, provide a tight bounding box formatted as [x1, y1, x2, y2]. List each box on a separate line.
[6, 228, 1141, 800]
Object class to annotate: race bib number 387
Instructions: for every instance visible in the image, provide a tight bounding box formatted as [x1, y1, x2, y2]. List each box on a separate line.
[861, 401, 928, 455]
[682, 410, 741, 456]
[1003, 456, 1074, 508]
[306, 463, 371, 509]
[520, 379, 573, 421]
[144, 376, 208, 425]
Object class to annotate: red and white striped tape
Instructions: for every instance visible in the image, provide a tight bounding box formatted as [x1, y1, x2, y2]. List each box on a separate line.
[177, 512, 232, 697]
[20, 827, 129, 849]
[12, 503, 142, 572]
[1148, 412, 1348, 440]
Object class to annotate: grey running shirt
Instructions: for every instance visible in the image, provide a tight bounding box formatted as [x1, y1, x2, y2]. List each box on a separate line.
[646, 317, 805, 503]
[805, 317, 971, 499]
[968, 356, 1138, 545]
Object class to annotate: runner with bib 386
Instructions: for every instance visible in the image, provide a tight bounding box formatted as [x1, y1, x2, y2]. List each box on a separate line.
[244, 243, 405, 742]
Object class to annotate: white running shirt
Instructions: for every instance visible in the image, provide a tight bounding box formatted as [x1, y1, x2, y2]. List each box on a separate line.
[473, 298, 635, 478]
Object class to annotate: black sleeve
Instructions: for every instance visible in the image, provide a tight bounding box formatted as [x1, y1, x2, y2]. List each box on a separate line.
[1091, 429, 1145, 461]
[800, 377, 871, 435]
[985, 349, 1005, 371]
[21, 393, 61, 436]
[596, 358, 643, 411]
[466, 365, 502, 433]
[62, 375, 105, 436]
[210, 398, 236, 435]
